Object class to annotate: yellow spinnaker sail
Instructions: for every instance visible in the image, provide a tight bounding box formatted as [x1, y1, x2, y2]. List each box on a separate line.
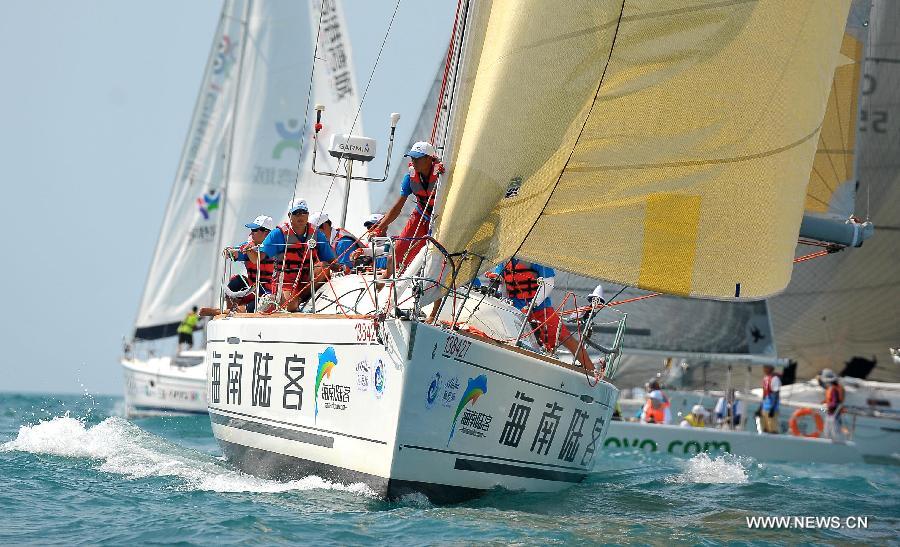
[433, 0, 851, 299]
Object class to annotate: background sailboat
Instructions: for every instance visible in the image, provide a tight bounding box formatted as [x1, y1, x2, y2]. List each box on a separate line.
[769, 0, 900, 384]
[124, 0, 366, 415]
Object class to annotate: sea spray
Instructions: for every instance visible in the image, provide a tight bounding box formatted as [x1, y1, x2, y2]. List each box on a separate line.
[2, 415, 375, 496]
[666, 453, 750, 484]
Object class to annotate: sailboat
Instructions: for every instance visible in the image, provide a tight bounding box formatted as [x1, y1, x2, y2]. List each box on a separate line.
[123, 0, 367, 416]
[205, 0, 853, 501]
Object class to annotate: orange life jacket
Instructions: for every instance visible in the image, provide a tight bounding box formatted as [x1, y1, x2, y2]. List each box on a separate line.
[642, 400, 668, 424]
[240, 239, 274, 289]
[824, 383, 845, 413]
[274, 222, 319, 285]
[502, 260, 540, 301]
[408, 162, 444, 219]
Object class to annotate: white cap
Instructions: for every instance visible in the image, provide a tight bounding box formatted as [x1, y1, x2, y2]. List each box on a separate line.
[404, 141, 438, 159]
[649, 390, 665, 403]
[363, 213, 385, 227]
[288, 199, 309, 214]
[590, 284, 605, 303]
[244, 215, 275, 231]
[819, 368, 838, 383]
[691, 404, 707, 416]
[308, 212, 329, 227]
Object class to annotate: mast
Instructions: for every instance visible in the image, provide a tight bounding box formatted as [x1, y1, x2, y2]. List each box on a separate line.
[210, 0, 253, 307]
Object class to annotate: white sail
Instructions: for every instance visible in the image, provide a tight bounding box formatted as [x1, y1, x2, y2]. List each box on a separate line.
[134, 2, 246, 340]
[301, 0, 370, 234]
[135, 0, 366, 340]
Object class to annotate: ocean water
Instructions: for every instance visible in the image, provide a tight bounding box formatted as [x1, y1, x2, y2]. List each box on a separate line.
[1, 393, 898, 545]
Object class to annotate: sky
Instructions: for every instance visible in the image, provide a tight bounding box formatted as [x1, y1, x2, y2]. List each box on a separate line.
[0, 0, 457, 395]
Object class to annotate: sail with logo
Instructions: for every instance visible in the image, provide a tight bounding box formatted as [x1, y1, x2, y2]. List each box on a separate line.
[770, 0, 900, 382]
[422, 0, 853, 302]
[133, 0, 365, 341]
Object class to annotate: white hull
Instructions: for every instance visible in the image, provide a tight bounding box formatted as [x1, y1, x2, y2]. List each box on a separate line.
[206, 314, 618, 502]
[121, 352, 207, 417]
[621, 389, 900, 463]
[604, 421, 863, 464]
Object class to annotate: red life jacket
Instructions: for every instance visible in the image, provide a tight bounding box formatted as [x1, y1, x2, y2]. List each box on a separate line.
[407, 161, 444, 219]
[240, 239, 275, 289]
[330, 227, 359, 254]
[762, 373, 781, 397]
[274, 222, 319, 285]
[502, 260, 540, 301]
[642, 400, 668, 424]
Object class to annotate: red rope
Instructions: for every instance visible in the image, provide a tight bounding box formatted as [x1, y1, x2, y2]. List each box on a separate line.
[431, 0, 463, 142]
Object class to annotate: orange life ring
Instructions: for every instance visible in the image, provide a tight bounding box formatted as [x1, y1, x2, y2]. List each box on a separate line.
[789, 408, 824, 438]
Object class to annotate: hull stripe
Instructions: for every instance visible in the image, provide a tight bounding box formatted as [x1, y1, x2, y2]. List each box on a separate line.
[129, 405, 208, 416]
[209, 407, 387, 445]
[399, 444, 586, 471]
[454, 458, 586, 483]
[210, 411, 334, 448]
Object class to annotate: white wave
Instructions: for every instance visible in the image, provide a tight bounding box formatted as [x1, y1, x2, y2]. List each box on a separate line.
[2, 415, 375, 496]
[667, 453, 749, 484]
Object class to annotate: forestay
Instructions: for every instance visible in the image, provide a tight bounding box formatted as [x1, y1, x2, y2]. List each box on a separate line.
[431, 0, 852, 300]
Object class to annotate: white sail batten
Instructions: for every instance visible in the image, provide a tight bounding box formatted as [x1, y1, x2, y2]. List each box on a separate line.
[429, 0, 853, 301]
[134, 1, 245, 340]
[134, 0, 367, 340]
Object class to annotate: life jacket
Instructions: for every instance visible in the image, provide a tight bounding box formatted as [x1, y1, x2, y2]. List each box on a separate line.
[407, 161, 444, 219]
[240, 239, 274, 289]
[824, 383, 845, 413]
[762, 372, 781, 412]
[642, 400, 668, 424]
[684, 414, 705, 428]
[177, 313, 198, 335]
[274, 222, 319, 285]
[329, 227, 361, 272]
[502, 260, 540, 301]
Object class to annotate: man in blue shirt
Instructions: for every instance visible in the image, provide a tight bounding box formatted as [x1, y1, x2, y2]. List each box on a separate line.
[486, 258, 595, 372]
[242, 199, 336, 311]
[310, 212, 361, 274]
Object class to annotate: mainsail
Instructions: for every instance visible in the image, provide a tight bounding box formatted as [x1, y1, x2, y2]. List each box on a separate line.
[551, 273, 777, 365]
[799, 1, 873, 247]
[430, 0, 853, 300]
[134, 0, 365, 340]
[769, 0, 900, 382]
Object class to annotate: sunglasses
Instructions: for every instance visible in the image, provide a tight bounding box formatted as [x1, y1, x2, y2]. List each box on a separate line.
[250, 227, 270, 233]
[290, 209, 309, 216]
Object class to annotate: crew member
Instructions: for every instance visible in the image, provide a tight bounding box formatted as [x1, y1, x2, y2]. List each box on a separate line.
[641, 390, 671, 424]
[177, 306, 199, 350]
[760, 364, 782, 434]
[680, 405, 707, 428]
[223, 215, 275, 312]
[820, 368, 846, 440]
[714, 389, 745, 429]
[371, 141, 444, 273]
[242, 199, 336, 312]
[486, 258, 595, 372]
[310, 212, 361, 273]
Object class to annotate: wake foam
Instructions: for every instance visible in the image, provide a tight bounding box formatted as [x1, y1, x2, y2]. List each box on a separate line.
[666, 453, 749, 484]
[2, 415, 375, 496]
